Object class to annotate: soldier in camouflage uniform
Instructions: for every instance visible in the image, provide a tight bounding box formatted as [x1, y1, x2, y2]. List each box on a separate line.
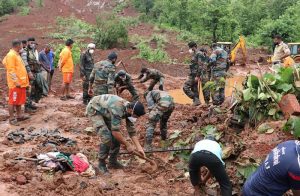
[86, 94, 146, 174]
[144, 90, 175, 149]
[80, 43, 95, 104]
[198, 48, 211, 104]
[88, 52, 117, 96]
[209, 43, 228, 105]
[22, 37, 41, 113]
[138, 68, 164, 94]
[183, 41, 204, 106]
[114, 70, 139, 101]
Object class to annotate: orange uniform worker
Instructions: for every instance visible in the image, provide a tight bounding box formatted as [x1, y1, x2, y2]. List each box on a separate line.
[3, 39, 30, 125]
[59, 39, 75, 100]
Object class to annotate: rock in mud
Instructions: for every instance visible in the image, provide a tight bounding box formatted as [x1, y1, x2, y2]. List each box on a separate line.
[16, 175, 27, 185]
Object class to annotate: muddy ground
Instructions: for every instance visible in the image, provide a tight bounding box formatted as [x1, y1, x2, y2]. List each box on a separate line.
[0, 0, 291, 195]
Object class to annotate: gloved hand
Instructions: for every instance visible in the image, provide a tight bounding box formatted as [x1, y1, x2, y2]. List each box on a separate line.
[159, 85, 163, 91]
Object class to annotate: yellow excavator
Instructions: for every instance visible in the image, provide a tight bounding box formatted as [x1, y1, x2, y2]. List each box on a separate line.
[217, 35, 247, 66]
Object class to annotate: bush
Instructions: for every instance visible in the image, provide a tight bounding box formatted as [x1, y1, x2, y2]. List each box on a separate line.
[53, 43, 81, 68]
[35, 0, 44, 7]
[136, 42, 169, 63]
[0, 0, 29, 16]
[19, 6, 30, 15]
[94, 15, 128, 49]
[49, 16, 95, 40]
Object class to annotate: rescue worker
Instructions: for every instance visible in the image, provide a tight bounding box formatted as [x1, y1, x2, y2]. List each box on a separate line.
[137, 68, 164, 94]
[199, 48, 211, 104]
[209, 43, 228, 105]
[183, 41, 202, 106]
[272, 34, 291, 69]
[144, 90, 174, 150]
[189, 135, 232, 196]
[25, 37, 48, 110]
[59, 39, 75, 101]
[114, 70, 139, 101]
[3, 40, 30, 125]
[80, 43, 95, 104]
[88, 52, 117, 96]
[243, 140, 300, 196]
[86, 94, 146, 174]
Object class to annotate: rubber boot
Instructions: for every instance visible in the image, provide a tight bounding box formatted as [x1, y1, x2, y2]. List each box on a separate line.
[192, 97, 200, 106]
[98, 159, 109, 175]
[144, 139, 153, 151]
[108, 156, 124, 169]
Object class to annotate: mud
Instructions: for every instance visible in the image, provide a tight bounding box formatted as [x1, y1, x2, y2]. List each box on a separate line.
[0, 0, 292, 195]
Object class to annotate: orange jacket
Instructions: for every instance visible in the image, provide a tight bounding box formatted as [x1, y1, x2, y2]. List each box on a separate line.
[3, 49, 29, 89]
[59, 46, 74, 73]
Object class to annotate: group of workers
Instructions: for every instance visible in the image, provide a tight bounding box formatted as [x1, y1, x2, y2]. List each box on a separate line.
[3, 34, 299, 196]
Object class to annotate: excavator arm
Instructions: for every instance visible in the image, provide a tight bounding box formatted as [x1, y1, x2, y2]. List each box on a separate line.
[230, 36, 247, 66]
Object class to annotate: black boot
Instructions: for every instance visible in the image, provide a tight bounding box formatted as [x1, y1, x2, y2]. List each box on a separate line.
[98, 159, 109, 175]
[108, 155, 124, 169]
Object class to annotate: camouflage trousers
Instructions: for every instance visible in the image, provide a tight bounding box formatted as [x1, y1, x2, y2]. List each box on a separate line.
[82, 79, 92, 103]
[25, 79, 35, 109]
[118, 84, 139, 101]
[93, 85, 109, 96]
[211, 70, 226, 105]
[91, 115, 120, 161]
[148, 78, 165, 91]
[201, 77, 211, 104]
[145, 104, 174, 144]
[183, 76, 199, 100]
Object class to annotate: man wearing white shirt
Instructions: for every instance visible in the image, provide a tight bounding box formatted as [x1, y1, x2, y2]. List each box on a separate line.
[189, 135, 232, 196]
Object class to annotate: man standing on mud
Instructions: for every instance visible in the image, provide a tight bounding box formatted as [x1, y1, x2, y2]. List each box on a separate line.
[272, 34, 291, 69]
[86, 94, 146, 174]
[137, 67, 164, 94]
[59, 39, 75, 101]
[189, 135, 232, 196]
[243, 140, 300, 196]
[209, 43, 228, 105]
[183, 41, 202, 106]
[3, 40, 30, 125]
[80, 43, 95, 104]
[144, 90, 174, 150]
[88, 52, 118, 96]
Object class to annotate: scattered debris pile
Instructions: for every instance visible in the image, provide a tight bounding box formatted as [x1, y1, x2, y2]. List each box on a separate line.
[6, 128, 77, 147]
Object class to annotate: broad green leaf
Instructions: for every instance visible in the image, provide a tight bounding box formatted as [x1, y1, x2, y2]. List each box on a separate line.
[169, 130, 182, 140]
[257, 123, 272, 133]
[284, 116, 300, 137]
[263, 73, 276, 85]
[243, 89, 253, 101]
[237, 165, 258, 179]
[268, 108, 277, 116]
[276, 83, 293, 92]
[201, 125, 217, 135]
[277, 67, 294, 84]
[258, 93, 270, 100]
[247, 75, 259, 89]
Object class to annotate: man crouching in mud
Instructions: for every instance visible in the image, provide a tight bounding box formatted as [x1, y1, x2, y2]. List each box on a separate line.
[86, 94, 146, 175]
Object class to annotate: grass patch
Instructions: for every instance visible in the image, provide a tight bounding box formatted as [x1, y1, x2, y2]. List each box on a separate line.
[35, 0, 44, 7]
[119, 16, 140, 27]
[135, 42, 169, 63]
[19, 6, 30, 15]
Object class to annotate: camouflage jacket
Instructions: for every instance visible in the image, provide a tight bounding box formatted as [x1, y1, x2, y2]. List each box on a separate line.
[114, 73, 133, 87]
[138, 69, 164, 83]
[210, 47, 228, 71]
[86, 94, 135, 136]
[28, 48, 41, 73]
[80, 51, 94, 78]
[20, 48, 31, 73]
[89, 60, 116, 90]
[146, 90, 174, 110]
[189, 50, 209, 78]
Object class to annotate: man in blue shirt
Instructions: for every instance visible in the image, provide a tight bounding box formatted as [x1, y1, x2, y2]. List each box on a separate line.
[243, 140, 300, 196]
[189, 135, 232, 196]
[39, 44, 55, 93]
[47, 48, 55, 92]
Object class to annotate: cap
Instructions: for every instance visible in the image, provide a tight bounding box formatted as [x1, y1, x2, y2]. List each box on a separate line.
[87, 43, 96, 49]
[108, 52, 118, 60]
[117, 70, 126, 76]
[188, 41, 197, 48]
[131, 101, 145, 117]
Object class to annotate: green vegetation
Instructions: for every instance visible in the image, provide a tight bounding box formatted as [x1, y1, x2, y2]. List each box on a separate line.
[19, 6, 30, 16]
[35, 0, 44, 7]
[234, 66, 300, 126]
[94, 15, 128, 49]
[132, 0, 300, 46]
[0, 0, 29, 16]
[49, 16, 94, 40]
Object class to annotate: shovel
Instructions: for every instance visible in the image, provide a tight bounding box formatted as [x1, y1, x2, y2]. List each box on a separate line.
[132, 150, 158, 173]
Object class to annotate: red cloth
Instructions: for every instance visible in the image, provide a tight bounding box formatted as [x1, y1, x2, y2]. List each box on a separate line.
[8, 87, 26, 105]
[71, 155, 89, 173]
